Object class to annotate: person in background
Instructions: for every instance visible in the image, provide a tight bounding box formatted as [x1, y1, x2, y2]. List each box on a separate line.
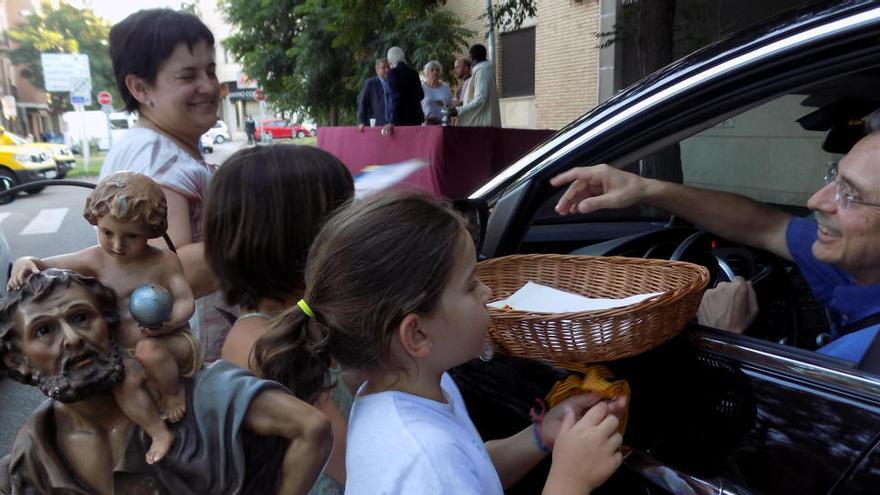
[357, 58, 390, 132]
[448, 44, 501, 127]
[203, 144, 355, 494]
[245, 115, 256, 144]
[420, 60, 452, 125]
[383, 46, 424, 134]
[451, 57, 472, 107]
[99, 8, 232, 361]
[255, 192, 626, 495]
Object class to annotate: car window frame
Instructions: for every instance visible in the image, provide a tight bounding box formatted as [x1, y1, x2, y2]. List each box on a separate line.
[476, 7, 880, 387]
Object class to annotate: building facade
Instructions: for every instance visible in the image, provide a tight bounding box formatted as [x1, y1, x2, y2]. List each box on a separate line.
[1, 0, 53, 137]
[444, 0, 615, 130]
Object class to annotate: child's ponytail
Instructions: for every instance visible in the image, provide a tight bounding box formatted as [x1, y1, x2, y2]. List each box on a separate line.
[254, 302, 332, 404]
[254, 192, 469, 391]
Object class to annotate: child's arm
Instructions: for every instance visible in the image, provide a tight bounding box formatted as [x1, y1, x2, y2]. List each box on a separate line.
[243, 389, 333, 495]
[148, 251, 196, 335]
[8, 250, 98, 290]
[485, 394, 625, 490]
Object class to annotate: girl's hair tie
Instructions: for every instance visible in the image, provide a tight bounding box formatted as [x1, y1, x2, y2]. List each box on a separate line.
[297, 299, 316, 319]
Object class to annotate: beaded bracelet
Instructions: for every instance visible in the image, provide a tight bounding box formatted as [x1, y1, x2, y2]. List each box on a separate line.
[529, 398, 551, 455]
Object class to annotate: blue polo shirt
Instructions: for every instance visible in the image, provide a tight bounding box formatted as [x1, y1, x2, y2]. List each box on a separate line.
[787, 217, 880, 362]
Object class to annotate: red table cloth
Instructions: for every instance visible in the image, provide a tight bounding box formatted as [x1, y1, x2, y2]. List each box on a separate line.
[317, 126, 555, 199]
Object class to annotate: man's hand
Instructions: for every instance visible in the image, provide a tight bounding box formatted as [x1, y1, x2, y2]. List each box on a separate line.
[357, 124, 365, 132]
[381, 123, 393, 136]
[697, 276, 759, 333]
[550, 164, 646, 215]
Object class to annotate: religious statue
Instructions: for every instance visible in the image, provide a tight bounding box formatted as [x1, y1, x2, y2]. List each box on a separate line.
[8, 172, 198, 463]
[0, 269, 332, 494]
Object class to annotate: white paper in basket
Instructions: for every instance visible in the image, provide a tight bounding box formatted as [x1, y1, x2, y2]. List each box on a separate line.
[487, 281, 665, 313]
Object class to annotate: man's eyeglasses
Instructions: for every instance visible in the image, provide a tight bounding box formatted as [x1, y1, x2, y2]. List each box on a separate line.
[824, 161, 880, 210]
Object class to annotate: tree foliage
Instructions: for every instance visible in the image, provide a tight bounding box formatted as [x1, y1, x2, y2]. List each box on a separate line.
[2, 1, 116, 114]
[221, 0, 473, 125]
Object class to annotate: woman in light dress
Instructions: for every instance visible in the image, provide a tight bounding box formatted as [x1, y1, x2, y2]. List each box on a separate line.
[420, 60, 452, 125]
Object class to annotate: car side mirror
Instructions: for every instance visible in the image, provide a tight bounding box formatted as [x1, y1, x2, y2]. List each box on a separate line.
[453, 198, 489, 259]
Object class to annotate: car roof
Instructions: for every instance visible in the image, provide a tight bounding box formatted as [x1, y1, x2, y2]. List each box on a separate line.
[472, 0, 880, 201]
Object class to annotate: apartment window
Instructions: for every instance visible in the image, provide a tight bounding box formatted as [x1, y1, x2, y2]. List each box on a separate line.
[500, 27, 535, 97]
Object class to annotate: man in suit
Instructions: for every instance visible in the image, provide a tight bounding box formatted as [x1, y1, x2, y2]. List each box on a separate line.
[448, 44, 501, 127]
[383, 46, 424, 134]
[357, 58, 390, 131]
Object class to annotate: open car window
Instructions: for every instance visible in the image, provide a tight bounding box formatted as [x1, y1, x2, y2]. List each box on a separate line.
[521, 66, 880, 364]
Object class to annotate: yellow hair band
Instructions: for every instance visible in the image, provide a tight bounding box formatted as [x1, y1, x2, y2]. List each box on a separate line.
[297, 299, 315, 319]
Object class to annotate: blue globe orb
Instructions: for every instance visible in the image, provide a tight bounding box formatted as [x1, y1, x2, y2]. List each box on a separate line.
[129, 284, 174, 328]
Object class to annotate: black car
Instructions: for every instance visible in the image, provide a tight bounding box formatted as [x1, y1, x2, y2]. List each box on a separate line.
[457, 2, 880, 494]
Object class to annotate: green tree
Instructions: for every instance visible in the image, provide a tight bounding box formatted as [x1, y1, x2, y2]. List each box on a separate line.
[222, 0, 472, 125]
[3, 1, 116, 114]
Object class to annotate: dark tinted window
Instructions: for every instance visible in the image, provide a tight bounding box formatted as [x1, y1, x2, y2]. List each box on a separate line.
[500, 27, 535, 98]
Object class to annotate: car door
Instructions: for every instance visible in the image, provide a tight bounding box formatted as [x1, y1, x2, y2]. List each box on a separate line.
[465, 3, 880, 494]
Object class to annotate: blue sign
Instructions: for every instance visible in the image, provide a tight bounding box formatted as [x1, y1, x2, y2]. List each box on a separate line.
[70, 95, 88, 105]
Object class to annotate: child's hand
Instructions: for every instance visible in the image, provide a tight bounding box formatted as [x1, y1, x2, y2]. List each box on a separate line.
[540, 393, 627, 450]
[546, 401, 624, 494]
[8, 257, 41, 291]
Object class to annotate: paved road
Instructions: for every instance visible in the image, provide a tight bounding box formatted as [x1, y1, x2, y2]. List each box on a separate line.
[0, 137, 246, 457]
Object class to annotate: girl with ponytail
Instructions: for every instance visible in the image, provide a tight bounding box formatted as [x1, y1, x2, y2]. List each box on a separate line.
[256, 192, 626, 495]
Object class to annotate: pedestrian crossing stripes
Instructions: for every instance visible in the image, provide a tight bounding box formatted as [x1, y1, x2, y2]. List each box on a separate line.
[20, 208, 69, 235]
[0, 212, 10, 225]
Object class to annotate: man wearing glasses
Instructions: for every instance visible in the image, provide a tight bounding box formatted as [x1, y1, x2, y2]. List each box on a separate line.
[551, 114, 880, 364]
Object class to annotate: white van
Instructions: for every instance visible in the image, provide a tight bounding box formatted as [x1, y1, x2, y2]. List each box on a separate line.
[62, 111, 111, 151]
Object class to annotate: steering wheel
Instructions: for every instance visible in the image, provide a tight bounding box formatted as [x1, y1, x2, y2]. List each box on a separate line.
[571, 227, 803, 347]
[669, 230, 801, 347]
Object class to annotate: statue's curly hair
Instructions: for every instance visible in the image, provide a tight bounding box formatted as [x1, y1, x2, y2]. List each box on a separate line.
[0, 269, 120, 382]
[84, 172, 167, 238]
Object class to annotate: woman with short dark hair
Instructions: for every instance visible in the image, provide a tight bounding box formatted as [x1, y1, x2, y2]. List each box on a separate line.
[99, 9, 230, 360]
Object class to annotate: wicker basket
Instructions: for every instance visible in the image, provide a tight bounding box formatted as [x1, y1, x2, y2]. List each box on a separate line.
[476, 254, 710, 364]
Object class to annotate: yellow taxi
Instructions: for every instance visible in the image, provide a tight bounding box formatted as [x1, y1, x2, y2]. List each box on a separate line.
[2, 129, 75, 178]
[0, 130, 57, 205]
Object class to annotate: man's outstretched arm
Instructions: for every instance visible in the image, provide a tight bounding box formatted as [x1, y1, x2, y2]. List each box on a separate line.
[551, 164, 794, 260]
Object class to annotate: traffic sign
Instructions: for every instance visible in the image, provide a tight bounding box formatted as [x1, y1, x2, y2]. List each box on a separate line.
[41, 53, 90, 92]
[97, 91, 112, 106]
[70, 77, 92, 106]
[253, 89, 265, 102]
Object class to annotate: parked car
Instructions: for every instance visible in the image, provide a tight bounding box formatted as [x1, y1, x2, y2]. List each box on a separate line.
[457, 2, 880, 494]
[109, 111, 138, 146]
[253, 119, 315, 140]
[202, 120, 231, 144]
[199, 133, 214, 154]
[0, 145, 55, 205]
[4, 131, 75, 179]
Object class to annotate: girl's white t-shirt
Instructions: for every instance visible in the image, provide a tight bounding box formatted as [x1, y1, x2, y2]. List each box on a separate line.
[345, 373, 503, 495]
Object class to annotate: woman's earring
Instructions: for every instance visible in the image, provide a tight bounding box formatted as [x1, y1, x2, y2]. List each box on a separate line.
[478, 338, 494, 362]
[147, 100, 155, 107]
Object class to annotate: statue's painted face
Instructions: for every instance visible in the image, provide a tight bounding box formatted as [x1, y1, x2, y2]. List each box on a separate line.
[7, 285, 123, 402]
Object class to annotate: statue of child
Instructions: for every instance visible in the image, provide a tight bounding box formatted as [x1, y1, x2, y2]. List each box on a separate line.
[8, 171, 201, 463]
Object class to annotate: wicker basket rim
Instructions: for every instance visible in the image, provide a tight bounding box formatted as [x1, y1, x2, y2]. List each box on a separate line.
[478, 253, 709, 319]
